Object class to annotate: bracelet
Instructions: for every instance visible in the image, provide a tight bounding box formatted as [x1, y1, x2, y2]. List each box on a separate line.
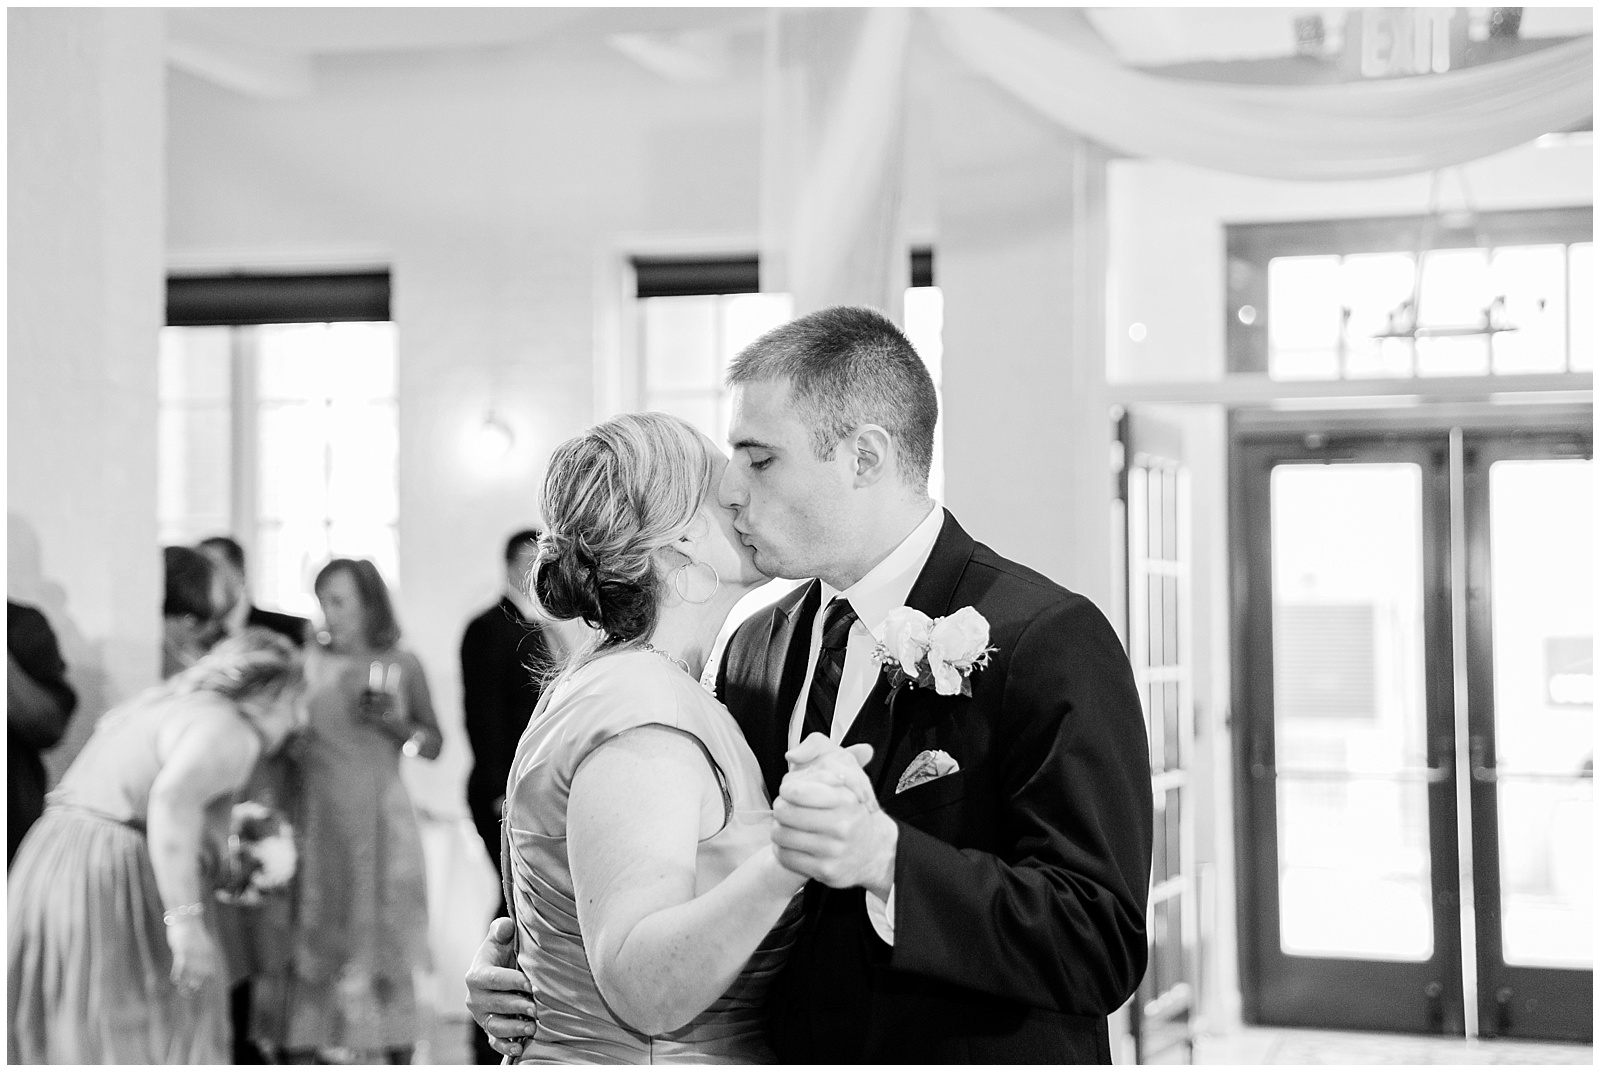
[163, 902, 204, 926]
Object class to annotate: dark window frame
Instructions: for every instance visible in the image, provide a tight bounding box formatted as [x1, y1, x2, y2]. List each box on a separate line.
[167, 271, 391, 327]
[632, 248, 934, 300]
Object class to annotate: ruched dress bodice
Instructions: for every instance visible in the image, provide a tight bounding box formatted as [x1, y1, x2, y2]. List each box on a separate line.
[503, 651, 799, 1064]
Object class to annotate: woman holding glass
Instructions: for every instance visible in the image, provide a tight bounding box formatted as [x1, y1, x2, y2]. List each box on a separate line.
[254, 557, 442, 1064]
[7, 628, 307, 1063]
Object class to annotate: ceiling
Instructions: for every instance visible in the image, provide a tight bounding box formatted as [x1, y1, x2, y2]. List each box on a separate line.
[165, 6, 1595, 98]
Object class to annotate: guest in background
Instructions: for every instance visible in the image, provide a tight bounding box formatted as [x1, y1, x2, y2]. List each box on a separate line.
[162, 545, 224, 678]
[7, 629, 307, 1064]
[7, 600, 78, 864]
[461, 528, 550, 885]
[198, 535, 311, 647]
[459, 528, 550, 1065]
[197, 535, 308, 1065]
[254, 557, 442, 1065]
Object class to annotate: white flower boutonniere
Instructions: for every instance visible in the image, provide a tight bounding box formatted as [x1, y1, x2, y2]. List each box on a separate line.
[871, 605, 996, 697]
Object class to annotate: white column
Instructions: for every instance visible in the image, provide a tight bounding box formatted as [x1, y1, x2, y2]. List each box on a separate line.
[934, 66, 1114, 610]
[8, 9, 167, 771]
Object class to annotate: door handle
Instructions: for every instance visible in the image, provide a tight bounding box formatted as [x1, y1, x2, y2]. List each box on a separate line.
[1260, 766, 1451, 783]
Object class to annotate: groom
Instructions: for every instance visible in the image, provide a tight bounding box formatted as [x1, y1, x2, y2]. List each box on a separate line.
[469, 306, 1152, 1062]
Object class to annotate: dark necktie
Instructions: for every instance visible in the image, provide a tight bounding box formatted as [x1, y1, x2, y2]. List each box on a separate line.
[801, 597, 858, 743]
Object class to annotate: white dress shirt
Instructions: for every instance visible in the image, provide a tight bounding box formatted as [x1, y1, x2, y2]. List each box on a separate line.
[787, 501, 944, 945]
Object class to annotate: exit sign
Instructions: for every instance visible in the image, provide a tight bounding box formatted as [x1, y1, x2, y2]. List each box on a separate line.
[1344, 8, 1469, 78]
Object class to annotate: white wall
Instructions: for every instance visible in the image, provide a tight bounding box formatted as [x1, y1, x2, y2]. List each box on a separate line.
[1105, 136, 1594, 1033]
[8, 8, 167, 776]
[167, 44, 767, 820]
[936, 64, 1115, 607]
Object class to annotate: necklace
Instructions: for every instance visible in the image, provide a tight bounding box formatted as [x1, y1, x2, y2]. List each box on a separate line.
[641, 643, 692, 677]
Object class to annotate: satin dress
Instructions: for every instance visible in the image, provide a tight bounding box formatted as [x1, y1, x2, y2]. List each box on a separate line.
[503, 650, 800, 1064]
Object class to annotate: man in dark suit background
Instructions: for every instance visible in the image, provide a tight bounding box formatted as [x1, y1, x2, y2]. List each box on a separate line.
[8, 600, 77, 864]
[198, 535, 310, 646]
[460, 529, 551, 882]
[466, 306, 1151, 1063]
[460, 529, 551, 1064]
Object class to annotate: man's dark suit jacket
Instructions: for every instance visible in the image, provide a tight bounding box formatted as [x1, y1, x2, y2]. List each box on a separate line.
[461, 597, 551, 872]
[246, 605, 310, 646]
[717, 511, 1153, 1063]
[7, 601, 77, 864]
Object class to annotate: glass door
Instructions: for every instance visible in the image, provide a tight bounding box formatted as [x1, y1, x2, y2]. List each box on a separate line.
[1237, 437, 1462, 1034]
[1466, 438, 1594, 1041]
[1235, 420, 1593, 1042]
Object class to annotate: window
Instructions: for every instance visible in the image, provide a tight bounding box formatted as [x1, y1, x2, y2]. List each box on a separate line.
[1228, 208, 1593, 381]
[160, 273, 398, 617]
[633, 251, 946, 499]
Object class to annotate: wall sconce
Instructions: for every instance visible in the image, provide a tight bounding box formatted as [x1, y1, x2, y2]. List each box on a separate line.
[466, 410, 515, 470]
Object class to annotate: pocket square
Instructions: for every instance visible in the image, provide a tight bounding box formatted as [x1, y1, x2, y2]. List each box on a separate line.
[895, 749, 959, 794]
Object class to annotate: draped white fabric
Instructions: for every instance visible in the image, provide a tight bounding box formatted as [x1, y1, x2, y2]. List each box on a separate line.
[758, 8, 911, 319]
[760, 7, 1592, 316]
[929, 7, 1594, 182]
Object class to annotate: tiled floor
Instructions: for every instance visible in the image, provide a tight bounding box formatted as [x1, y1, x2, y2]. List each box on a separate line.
[422, 1016, 1594, 1066]
[1188, 1026, 1593, 1065]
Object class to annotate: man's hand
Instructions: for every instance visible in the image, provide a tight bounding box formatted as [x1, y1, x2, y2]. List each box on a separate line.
[784, 733, 877, 807]
[773, 735, 898, 898]
[465, 916, 538, 1059]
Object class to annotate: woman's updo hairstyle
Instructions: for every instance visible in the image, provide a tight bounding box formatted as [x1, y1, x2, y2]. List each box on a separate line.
[533, 412, 716, 654]
[171, 626, 304, 709]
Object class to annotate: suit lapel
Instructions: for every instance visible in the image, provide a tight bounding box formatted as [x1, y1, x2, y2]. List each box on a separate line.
[842, 510, 977, 796]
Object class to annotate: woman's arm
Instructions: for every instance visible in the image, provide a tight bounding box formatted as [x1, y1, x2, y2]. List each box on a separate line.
[398, 650, 444, 760]
[147, 698, 262, 989]
[570, 726, 804, 1037]
[363, 650, 445, 760]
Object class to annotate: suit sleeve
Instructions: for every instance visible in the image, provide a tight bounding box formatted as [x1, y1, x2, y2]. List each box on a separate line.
[7, 606, 77, 749]
[460, 620, 496, 784]
[886, 598, 1153, 1015]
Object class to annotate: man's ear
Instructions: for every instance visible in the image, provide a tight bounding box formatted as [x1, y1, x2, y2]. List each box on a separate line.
[849, 426, 893, 487]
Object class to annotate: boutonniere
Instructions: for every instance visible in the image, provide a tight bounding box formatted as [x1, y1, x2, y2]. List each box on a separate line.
[871, 606, 996, 697]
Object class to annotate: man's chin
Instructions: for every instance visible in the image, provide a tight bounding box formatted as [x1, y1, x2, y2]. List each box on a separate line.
[751, 552, 805, 582]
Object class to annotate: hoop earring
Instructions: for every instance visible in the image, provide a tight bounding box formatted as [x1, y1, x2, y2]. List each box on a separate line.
[672, 561, 720, 605]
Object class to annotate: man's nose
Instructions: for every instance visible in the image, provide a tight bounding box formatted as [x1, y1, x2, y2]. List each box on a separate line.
[717, 462, 745, 508]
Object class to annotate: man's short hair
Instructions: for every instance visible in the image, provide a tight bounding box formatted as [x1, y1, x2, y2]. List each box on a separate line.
[726, 306, 938, 489]
[198, 535, 246, 574]
[164, 546, 218, 620]
[504, 528, 543, 564]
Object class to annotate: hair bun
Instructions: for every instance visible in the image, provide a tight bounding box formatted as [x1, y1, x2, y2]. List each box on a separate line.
[532, 530, 605, 627]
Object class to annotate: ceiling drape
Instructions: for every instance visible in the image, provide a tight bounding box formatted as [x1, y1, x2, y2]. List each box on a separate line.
[758, 8, 911, 318]
[760, 7, 1593, 318]
[929, 7, 1594, 182]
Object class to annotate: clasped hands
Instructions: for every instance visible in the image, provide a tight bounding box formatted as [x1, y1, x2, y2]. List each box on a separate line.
[771, 733, 898, 900]
[468, 734, 901, 1060]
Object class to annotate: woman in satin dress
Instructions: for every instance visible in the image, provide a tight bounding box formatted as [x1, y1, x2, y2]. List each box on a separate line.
[497, 412, 833, 1063]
